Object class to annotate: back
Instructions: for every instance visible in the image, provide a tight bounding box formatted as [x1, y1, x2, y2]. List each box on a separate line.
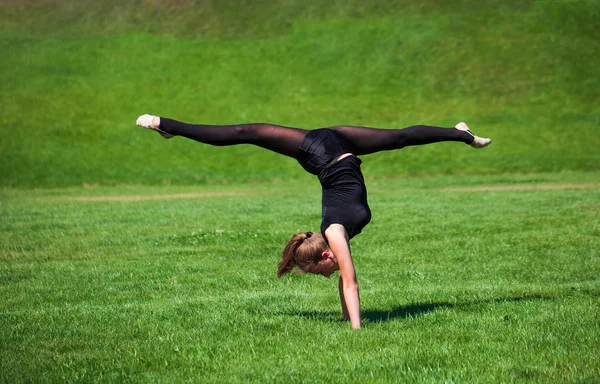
[319, 155, 371, 240]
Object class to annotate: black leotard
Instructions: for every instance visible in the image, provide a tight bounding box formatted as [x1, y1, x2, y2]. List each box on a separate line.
[297, 129, 371, 241]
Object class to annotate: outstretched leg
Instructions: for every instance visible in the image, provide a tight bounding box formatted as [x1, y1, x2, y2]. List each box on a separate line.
[137, 115, 308, 159]
[332, 123, 491, 156]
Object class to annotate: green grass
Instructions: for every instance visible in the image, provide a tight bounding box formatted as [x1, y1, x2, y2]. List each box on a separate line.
[1, 172, 599, 382]
[1, 0, 599, 187]
[1, 1, 599, 382]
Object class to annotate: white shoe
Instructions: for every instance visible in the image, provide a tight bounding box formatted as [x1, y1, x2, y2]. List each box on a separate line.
[455, 122, 491, 149]
[136, 114, 173, 139]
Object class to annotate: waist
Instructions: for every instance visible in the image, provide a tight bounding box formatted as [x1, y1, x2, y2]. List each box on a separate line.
[320, 153, 356, 175]
[336, 153, 353, 162]
[318, 154, 363, 186]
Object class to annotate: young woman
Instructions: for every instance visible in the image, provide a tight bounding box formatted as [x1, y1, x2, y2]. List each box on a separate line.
[136, 114, 491, 329]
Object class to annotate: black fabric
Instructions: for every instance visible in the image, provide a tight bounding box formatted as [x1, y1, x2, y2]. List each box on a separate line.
[296, 129, 370, 241]
[159, 118, 307, 159]
[318, 155, 371, 240]
[297, 128, 356, 175]
[332, 124, 473, 155]
[158, 117, 474, 240]
[159, 118, 473, 160]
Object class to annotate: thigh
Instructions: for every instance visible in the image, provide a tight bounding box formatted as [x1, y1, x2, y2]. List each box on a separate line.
[331, 125, 401, 155]
[160, 118, 309, 159]
[251, 124, 308, 159]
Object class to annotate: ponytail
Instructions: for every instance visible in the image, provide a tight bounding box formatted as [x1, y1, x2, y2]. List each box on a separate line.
[277, 232, 327, 278]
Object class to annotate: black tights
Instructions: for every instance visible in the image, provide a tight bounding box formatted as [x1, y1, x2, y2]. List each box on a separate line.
[159, 118, 473, 159]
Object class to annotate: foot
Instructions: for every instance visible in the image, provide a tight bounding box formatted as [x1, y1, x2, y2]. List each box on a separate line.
[455, 122, 491, 148]
[136, 114, 174, 139]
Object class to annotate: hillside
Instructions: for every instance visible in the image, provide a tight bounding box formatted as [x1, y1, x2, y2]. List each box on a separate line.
[1, 0, 598, 187]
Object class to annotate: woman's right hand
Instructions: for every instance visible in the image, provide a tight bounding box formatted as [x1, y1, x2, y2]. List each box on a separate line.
[325, 224, 361, 329]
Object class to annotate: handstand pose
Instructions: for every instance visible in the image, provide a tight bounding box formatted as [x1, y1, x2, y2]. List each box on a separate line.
[136, 114, 491, 329]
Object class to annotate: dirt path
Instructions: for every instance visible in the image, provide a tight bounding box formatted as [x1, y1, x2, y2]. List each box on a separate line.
[64, 192, 245, 202]
[56, 183, 600, 202]
[440, 183, 599, 192]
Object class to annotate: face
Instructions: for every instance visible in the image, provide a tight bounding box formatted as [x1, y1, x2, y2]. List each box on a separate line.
[318, 250, 339, 277]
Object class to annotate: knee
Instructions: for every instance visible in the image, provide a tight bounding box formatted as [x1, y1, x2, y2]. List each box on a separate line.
[233, 125, 250, 135]
[233, 124, 260, 141]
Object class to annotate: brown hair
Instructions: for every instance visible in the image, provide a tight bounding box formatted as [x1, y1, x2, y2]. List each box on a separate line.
[277, 232, 329, 278]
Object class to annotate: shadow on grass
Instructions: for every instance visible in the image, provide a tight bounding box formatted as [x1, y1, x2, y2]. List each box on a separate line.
[277, 294, 553, 324]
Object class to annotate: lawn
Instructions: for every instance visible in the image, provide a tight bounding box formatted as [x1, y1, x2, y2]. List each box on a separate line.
[1, 0, 599, 382]
[1, 173, 599, 382]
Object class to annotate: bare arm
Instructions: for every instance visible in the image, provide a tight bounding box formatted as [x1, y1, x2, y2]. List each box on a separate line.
[338, 276, 350, 321]
[326, 224, 361, 329]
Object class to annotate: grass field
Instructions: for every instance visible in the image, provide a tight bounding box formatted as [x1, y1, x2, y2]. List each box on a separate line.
[2, 173, 599, 382]
[1, 0, 599, 382]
